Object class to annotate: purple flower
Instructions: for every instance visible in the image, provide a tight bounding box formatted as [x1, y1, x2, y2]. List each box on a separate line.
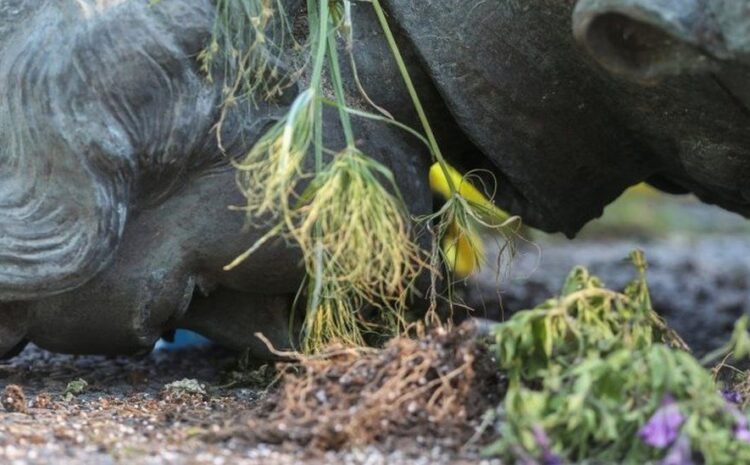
[735, 426, 750, 443]
[722, 389, 743, 405]
[726, 402, 750, 443]
[639, 396, 685, 449]
[532, 425, 551, 450]
[661, 435, 693, 465]
[532, 426, 565, 465]
[541, 451, 564, 465]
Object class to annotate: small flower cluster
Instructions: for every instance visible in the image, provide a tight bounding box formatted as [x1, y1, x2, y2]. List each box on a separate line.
[639, 397, 692, 464]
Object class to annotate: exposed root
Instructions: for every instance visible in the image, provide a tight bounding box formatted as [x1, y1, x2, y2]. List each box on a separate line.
[212, 322, 502, 451]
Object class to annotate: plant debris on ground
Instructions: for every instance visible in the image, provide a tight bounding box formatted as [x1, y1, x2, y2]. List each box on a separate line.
[2, 384, 27, 414]
[209, 321, 502, 451]
[3, 252, 750, 465]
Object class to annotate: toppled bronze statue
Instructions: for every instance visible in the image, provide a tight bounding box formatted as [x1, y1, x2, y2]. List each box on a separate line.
[1, 0, 748, 358]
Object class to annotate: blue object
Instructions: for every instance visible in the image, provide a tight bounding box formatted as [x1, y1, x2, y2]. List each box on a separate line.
[155, 330, 212, 350]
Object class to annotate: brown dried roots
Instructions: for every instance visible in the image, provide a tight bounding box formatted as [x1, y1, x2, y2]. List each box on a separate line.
[220, 322, 502, 451]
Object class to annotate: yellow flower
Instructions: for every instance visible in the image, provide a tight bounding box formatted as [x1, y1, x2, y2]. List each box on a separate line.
[429, 162, 511, 278]
[429, 163, 510, 224]
[441, 222, 484, 279]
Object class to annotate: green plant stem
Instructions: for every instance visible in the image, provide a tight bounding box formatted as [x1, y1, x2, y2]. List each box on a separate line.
[308, 0, 330, 90]
[301, 0, 328, 172]
[327, 32, 356, 147]
[370, 0, 457, 195]
[306, 0, 331, 325]
[307, 241, 326, 335]
[319, 97, 429, 147]
[223, 222, 284, 270]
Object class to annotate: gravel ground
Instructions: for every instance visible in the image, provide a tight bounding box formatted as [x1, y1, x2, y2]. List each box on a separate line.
[0, 344, 502, 465]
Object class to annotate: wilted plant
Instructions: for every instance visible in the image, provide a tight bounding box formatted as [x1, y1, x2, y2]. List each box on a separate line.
[200, 0, 296, 103]
[211, 0, 519, 351]
[369, 0, 520, 284]
[232, 89, 316, 221]
[293, 148, 423, 305]
[301, 280, 366, 353]
[292, 148, 424, 352]
[485, 251, 750, 464]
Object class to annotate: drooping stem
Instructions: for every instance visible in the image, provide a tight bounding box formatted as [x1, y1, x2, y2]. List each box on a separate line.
[370, 0, 457, 195]
[308, 0, 330, 90]
[307, 0, 328, 170]
[319, 97, 429, 147]
[307, 0, 330, 324]
[327, 31, 356, 147]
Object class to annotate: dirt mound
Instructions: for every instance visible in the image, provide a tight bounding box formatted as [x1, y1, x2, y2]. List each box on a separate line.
[217, 322, 502, 452]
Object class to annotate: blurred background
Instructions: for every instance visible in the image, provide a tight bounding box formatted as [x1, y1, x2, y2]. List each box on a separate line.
[464, 185, 750, 356]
